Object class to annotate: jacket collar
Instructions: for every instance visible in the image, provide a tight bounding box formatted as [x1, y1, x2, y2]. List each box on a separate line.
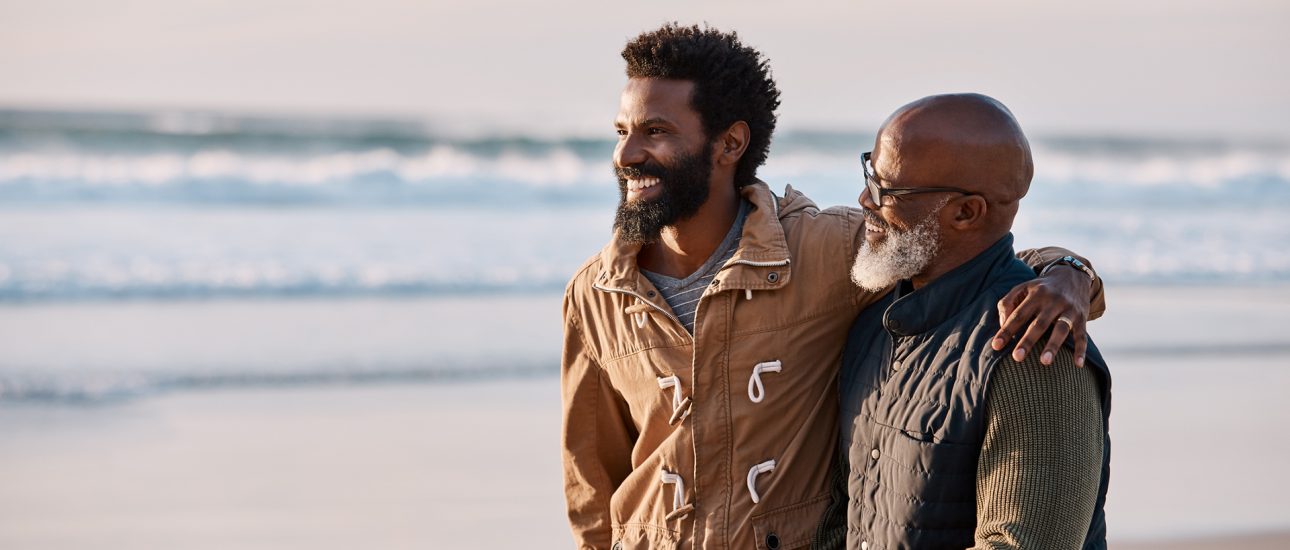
[595, 180, 793, 292]
[883, 233, 1031, 336]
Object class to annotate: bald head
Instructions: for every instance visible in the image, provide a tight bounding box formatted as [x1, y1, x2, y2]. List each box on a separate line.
[875, 93, 1033, 207]
[856, 94, 1035, 288]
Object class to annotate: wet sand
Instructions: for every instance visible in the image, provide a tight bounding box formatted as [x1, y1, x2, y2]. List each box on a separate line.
[1, 284, 1288, 547]
[0, 381, 571, 549]
[1118, 531, 1290, 549]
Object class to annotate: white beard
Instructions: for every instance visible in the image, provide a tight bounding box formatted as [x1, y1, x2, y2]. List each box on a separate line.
[850, 209, 944, 292]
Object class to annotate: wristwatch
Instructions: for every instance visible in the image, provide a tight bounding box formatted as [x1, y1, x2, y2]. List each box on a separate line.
[1040, 255, 1096, 281]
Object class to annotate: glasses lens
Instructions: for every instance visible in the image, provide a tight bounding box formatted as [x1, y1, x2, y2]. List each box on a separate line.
[863, 155, 882, 205]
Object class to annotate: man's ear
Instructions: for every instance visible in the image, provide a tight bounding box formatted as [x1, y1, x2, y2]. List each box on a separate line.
[715, 121, 750, 167]
[948, 195, 988, 230]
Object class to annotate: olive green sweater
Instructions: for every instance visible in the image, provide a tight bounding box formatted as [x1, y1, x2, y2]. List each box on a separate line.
[972, 347, 1104, 549]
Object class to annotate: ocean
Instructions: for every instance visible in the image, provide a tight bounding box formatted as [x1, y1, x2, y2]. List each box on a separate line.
[2, 108, 1288, 403]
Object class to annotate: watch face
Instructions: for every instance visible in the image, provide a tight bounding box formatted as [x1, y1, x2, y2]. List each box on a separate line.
[1071, 258, 1094, 278]
[1054, 256, 1094, 280]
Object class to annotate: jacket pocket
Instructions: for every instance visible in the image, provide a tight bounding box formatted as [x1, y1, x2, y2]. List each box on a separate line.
[611, 523, 679, 550]
[750, 493, 832, 550]
[877, 428, 977, 530]
[885, 427, 977, 478]
[608, 454, 689, 550]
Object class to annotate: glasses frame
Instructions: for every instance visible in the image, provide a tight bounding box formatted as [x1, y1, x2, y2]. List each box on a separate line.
[862, 151, 978, 206]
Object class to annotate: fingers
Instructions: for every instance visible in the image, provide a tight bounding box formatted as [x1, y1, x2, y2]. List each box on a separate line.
[996, 285, 1025, 323]
[1072, 318, 1089, 368]
[993, 283, 1035, 351]
[996, 272, 1096, 367]
[1039, 315, 1073, 366]
[1010, 305, 1059, 362]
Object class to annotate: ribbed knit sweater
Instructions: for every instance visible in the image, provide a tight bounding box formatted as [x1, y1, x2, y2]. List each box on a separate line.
[972, 346, 1104, 549]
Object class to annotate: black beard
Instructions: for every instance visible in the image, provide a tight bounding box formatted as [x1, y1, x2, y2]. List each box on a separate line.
[612, 146, 714, 244]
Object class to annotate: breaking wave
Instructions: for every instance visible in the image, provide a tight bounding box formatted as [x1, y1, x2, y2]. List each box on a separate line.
[2, 109, 1288, 205]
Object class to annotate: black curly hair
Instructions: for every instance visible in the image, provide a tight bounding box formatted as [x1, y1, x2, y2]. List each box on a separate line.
[621, 23, 781, 188]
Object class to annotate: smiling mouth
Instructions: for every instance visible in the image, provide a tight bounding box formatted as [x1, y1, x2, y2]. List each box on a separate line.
[626, 177, 660, 192]
[865, 218, 888, 238]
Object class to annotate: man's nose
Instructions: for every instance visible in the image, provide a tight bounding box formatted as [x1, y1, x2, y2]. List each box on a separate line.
[614, 132, 647, 168]
[859, 185, 879, 210]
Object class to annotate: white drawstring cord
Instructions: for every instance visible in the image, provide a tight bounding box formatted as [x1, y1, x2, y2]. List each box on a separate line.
[745, 289, 753, 300]
[748, 360, 782, 403]
[657, 375, 692, 424]
[661, 470, 687, 512]
[747, 460, 776, 504]
[657, 375, 682, 411]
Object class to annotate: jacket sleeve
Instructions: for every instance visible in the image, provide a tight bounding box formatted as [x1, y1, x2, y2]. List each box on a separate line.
[1015, 246, 1107, 320]
[561, 292, 636, 549]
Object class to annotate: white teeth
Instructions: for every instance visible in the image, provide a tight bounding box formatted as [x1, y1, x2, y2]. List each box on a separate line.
[627, 178, 659, 191]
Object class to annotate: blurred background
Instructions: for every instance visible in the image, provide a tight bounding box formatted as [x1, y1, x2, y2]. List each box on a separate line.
[2, 1, 1288, 548]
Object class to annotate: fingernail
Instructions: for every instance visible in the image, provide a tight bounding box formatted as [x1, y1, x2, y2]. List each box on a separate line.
[1076, 356, 1085, 368]
[1013, 348, 1026, 361]
[992, 338, 1004, 350]
[1041, 351, 1053, 365]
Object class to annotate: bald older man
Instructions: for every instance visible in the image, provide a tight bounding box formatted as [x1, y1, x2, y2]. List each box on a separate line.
[822, 94, 1112, 550]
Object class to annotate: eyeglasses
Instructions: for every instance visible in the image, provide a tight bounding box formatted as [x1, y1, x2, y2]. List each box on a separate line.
[862, 151, 978, 206]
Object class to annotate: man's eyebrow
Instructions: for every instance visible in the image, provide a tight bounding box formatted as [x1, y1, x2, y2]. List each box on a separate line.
[616, 117, 675, 128]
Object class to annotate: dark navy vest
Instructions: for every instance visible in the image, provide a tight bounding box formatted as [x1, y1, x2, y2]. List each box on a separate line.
[838, 234, 1111, 550]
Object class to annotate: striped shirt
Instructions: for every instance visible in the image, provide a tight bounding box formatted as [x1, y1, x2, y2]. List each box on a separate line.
[642, 200, 750, 334]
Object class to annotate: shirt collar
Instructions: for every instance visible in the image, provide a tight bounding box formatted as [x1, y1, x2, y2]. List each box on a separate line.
[882, 233, 1028, 336]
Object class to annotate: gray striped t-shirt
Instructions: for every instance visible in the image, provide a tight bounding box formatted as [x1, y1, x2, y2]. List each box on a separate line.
[641, 199, 750, 334]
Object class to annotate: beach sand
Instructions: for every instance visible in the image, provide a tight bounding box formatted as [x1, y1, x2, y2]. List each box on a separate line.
[1, 284, 1288, 548]
[1117, 532, 1290, 550]
[0, 381, 571, 549]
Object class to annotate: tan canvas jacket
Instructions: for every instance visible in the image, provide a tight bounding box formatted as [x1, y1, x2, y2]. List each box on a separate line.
[560, 181, 1102, 550]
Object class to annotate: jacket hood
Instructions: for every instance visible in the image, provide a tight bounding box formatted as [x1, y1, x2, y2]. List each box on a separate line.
[770, 181, 819, 219]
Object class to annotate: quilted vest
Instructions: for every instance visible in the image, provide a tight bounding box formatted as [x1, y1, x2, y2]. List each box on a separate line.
[837, 234, 1111, 550]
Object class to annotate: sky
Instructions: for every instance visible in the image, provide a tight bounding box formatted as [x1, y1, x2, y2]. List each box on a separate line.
[2, 0, 1288, 138]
